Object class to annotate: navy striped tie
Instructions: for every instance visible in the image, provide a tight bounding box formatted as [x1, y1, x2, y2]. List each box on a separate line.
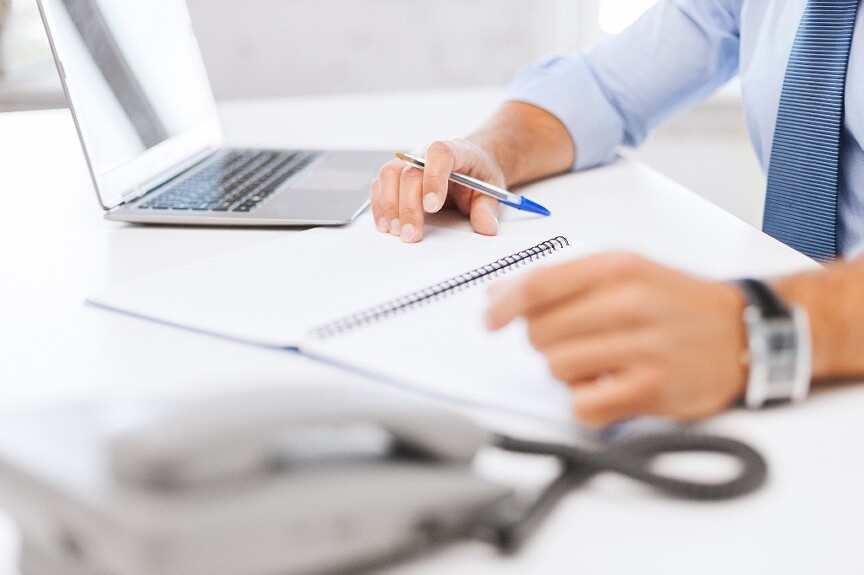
[763, 0, 860, 261]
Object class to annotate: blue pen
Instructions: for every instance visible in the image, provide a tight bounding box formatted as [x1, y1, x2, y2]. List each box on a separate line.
[395, 152, 551, 217]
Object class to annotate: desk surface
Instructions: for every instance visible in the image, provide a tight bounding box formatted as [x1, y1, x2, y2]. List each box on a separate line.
[1, 89, 862, 575]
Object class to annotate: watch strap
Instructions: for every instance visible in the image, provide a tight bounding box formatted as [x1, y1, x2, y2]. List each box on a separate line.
[733, 278, 788, 319]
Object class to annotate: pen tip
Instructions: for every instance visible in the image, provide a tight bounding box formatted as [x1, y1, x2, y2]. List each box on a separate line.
[520, 198, 551, 217]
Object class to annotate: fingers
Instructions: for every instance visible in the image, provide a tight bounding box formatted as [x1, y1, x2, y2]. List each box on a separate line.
[486, 252, 652, 330]
[371, 159, 405, 236]
[571, 370, 659, 428]
[368, 140, 508, 241]
[486, 252, 747, 428]
[369, 142, 459, 243]
[369, 177, 385, 232]
[523, 289, 648, 349]
[396, 139, 471, 241]
[543, 335, 642, 383]
[398, 163, 425, 242]
[423, 141, 456, 214]
[469, 193, 500, 236]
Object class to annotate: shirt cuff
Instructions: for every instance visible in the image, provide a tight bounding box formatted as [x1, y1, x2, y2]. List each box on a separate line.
[505, 54, 627, 171]
[845, 241, 864, 261]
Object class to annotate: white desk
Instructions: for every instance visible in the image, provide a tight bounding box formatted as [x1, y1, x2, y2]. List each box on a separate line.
[1, 89, 863, 575]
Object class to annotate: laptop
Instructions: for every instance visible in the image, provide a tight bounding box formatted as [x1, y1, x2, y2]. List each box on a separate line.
[36, 0, 391, 226]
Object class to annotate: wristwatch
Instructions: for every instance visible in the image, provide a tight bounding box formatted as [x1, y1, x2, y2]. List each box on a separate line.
[733, 279, 812, 409]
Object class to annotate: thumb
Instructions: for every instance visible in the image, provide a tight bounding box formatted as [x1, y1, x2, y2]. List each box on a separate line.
[470, 193, 500, 236]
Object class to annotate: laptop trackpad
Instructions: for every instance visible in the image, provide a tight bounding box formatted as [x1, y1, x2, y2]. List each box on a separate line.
[255, 167, 373, 222]
[293, 169, 373, 191]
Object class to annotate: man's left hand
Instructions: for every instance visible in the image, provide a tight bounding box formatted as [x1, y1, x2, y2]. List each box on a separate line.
[485, 253, 749, 427]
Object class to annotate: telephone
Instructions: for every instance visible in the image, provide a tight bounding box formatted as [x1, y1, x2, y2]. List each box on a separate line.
[0, 388, 515, 575]
[0, 387, 768, 575]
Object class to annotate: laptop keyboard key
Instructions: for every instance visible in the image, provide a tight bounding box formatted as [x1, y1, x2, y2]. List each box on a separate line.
[136, 149, 319, 214]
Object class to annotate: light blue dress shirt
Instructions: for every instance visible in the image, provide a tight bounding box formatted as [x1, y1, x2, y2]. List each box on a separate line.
[507, 0, 864, 258]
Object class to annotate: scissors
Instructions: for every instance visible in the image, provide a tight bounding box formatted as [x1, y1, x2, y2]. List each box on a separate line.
[476, 431, 768, 553]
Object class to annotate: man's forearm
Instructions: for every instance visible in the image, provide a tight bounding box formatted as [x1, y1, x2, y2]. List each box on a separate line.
[467, 102, 576, 188]
[773, 257, 864, 381]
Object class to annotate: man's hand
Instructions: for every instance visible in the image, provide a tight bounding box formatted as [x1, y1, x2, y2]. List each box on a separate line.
[368, 102, 576, 243]
[370, 139, 505, 243]
[485, 253, 749, 427]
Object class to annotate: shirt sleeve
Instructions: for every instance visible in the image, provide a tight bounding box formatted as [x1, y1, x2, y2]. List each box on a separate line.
[506, 0, 744, 170]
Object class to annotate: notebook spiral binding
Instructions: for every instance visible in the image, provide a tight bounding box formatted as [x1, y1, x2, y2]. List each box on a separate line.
[309, 236, 570, 339]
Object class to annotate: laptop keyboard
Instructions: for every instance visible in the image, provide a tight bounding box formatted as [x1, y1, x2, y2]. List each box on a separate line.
[138, 149, 319, 212]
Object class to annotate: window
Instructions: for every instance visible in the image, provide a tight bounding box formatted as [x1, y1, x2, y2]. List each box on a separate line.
[0, 0, 51, 74]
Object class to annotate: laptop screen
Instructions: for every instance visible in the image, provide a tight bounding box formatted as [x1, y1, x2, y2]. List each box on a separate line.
[39, 0, 220, 207]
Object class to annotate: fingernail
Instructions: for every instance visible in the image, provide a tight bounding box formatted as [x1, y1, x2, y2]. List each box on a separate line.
[485, 204, 499, 234]
[389, 219, 401, 236]
[377, 217, 390, 233]
[401, 223, 417, 242]
[423, 193, 439, 212]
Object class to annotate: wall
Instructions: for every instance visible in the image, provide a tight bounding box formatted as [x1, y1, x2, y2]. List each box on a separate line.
[628, 87, 766, 228]
[185, 0, 566, 99]
[184, 0, 764, 225]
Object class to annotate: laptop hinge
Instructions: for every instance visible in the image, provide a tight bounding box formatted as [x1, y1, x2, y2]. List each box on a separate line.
[120, 146, 221, 204]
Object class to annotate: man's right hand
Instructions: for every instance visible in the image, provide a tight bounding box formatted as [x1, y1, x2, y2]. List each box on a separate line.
[369, 101, 576, 243]
[369, 139, 506, 243]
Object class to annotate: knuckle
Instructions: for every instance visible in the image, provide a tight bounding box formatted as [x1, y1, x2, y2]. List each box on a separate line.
[644, 330, 673, 360]
[526, 321, 548, 349]
[399, 203, 423, 221]
[545, 349, 572, 382]
[400, 164, 422, 184]
[548, 359, 569, 382]
[616, 286, 649, 323]
[426, 140, 454, 159]
[605, 252, 647, 277]
[424, 142, 456, 189]
[380, 160, 403, 180]
[519, 273, 547, 303]
[380, 196, 399, 216]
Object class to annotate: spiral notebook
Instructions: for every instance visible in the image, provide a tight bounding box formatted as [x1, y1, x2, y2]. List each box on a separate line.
[89, 225, 583, 421]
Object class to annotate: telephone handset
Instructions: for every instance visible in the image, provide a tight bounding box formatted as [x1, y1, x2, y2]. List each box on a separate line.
[1, 388, 515, 575]
[110, 388, 494, 491]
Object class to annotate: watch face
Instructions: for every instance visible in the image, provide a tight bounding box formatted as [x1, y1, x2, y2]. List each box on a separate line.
[753, 316, 801, 401]
[767, 323, 796, 350]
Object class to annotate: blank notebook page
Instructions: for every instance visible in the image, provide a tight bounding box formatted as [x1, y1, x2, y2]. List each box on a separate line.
[303, 245, 586, 423]
[89, 225, 567, 348]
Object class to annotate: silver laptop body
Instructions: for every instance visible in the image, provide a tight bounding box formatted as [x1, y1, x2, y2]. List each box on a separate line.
[37, 0, 390, 226]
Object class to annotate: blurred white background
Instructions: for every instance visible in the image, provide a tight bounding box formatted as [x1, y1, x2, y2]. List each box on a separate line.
[0, 0, 764, 227]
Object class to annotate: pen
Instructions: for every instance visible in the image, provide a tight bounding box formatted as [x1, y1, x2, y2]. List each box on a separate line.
[394, 152, 551, 217]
